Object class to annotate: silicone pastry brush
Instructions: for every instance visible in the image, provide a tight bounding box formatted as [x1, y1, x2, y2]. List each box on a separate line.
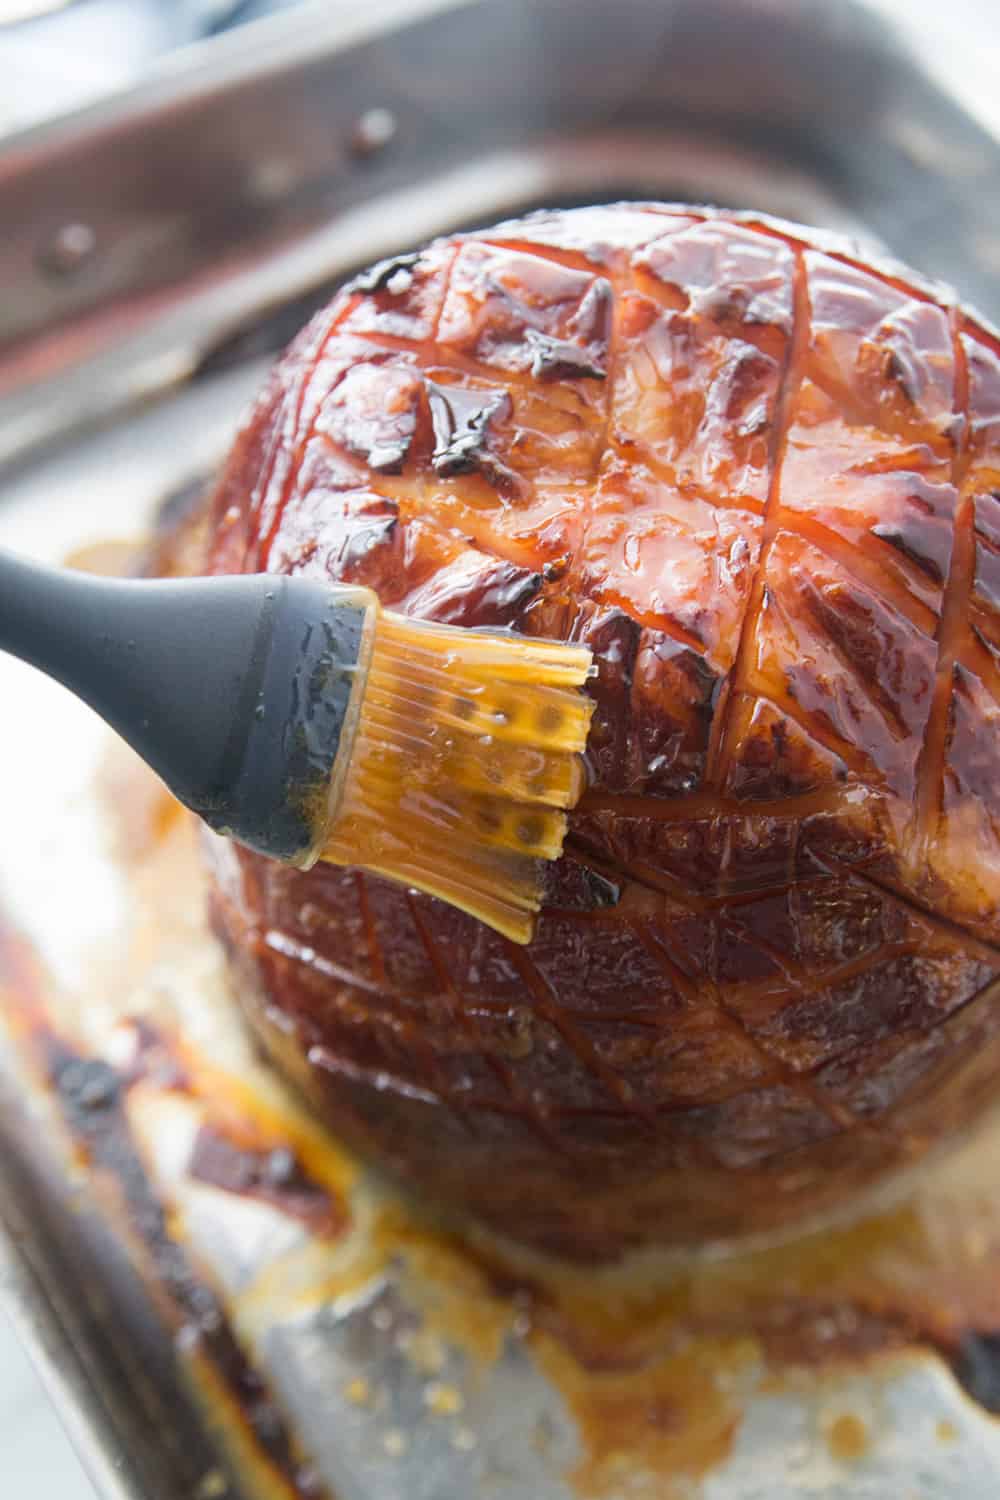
[0, 550, 594, 942]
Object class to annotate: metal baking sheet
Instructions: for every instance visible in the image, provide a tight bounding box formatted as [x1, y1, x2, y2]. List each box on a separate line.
[6, 0, 1000, 475]
[5, 3, 1000, 1498]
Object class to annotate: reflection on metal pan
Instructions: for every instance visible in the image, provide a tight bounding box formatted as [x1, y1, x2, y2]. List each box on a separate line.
[3, 0, 1000, 472]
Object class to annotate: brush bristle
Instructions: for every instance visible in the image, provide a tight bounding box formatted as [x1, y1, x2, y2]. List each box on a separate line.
[319, 608, 594, 942]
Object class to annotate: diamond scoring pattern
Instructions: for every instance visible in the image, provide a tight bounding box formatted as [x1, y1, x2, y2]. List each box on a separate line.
[201, 206, 1000, 1252]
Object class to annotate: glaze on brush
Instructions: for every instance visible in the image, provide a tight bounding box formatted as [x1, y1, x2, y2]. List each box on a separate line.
[0, 549, 594, 942]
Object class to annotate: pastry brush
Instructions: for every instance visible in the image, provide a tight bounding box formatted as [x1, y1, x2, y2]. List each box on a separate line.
[0, 549, 594, 942]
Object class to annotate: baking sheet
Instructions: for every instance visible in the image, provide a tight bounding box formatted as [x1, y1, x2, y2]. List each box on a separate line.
[6, 397, 1000, 1500]
[5, 3, 1000, 1497]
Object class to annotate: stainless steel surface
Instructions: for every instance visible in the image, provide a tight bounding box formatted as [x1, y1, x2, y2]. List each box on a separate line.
[0, 1, 319, 138]
[0, 1097, 210, 1500]
[5, 0, 1000, 473]
[4, 2, 1000, 1498]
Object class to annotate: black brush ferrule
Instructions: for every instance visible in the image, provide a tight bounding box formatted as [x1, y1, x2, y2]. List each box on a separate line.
[216, 580, 373, 862]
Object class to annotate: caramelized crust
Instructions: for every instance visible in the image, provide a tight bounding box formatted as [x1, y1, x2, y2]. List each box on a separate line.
[201, 206, 1000, 1260]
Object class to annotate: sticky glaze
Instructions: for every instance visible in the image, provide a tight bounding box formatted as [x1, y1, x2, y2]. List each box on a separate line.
[194, 205, 1000, 1260]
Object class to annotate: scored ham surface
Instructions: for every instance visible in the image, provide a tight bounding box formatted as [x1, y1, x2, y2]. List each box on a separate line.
[198, 204, 1000, 1261]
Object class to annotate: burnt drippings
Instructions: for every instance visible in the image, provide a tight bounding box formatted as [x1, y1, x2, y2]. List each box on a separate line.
[121, 1020, 345, 1234]
[43, 1032, 330, 1500]
[357, 1189, 1000, 1417]
[425, 379, 522, 493]
[38, 1023, 1000, 1429]
[188, 1126, 346, 1236]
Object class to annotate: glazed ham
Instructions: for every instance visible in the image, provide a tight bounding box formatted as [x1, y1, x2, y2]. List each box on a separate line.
[200, 205, 1000, 1260]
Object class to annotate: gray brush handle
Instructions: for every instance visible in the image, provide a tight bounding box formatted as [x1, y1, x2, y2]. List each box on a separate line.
[0, 549, 373, 862]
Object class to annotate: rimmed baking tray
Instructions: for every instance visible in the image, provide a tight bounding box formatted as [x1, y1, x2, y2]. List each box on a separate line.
[5, 3, 1000, 1497]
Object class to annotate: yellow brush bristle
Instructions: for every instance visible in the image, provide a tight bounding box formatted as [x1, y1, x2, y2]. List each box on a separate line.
[319, 607, 594, 943]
